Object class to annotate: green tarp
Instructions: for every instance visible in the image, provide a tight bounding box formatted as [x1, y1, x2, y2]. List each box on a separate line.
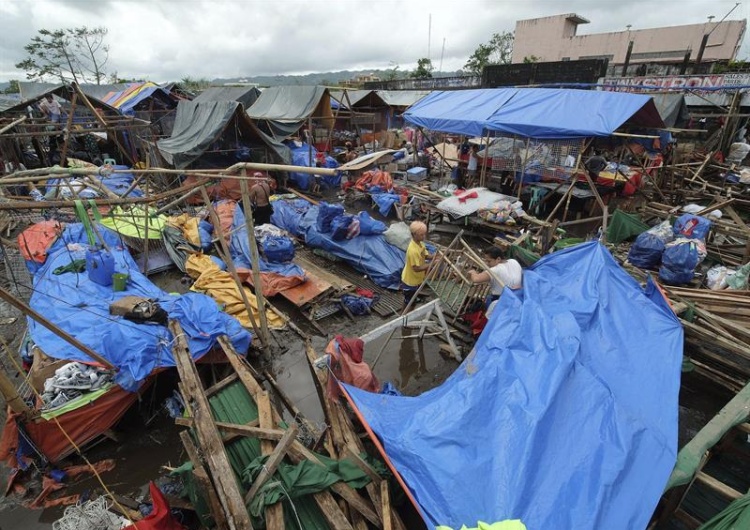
[606, 209, 650, 245]
[698, 492, 750, 530]
[666, 382, 750, 491]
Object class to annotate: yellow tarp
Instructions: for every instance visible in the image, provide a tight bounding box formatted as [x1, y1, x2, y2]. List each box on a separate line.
[437, 521, 527, 530]
[167, 213, 201, 247]
[186, 254, 284, 330]
[99, 205, 167, 239]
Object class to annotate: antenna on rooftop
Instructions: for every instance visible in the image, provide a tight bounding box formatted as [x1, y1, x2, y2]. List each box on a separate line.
[428, 13, 432, 60]
[439, 38, 446, 72]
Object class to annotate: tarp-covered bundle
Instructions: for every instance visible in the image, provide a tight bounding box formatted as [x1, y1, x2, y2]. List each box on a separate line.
[27, 223, 251, 390]
[404, 88, 664, 139]
[102, 82, 175, 117]
[271, 199, 405, 289]
[344, 242, 683, 529]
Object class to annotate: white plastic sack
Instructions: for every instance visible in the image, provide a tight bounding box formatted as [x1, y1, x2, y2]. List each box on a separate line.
[384, 222, 412, 251]
[646, 220, 675, 244]
[706, 265, 732, 290]
[681, 203, 722, 219]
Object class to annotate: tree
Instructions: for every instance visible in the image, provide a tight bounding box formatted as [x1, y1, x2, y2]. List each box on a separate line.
[384, 62, 401, 81]
[410, 58, 434, 79]
[15, 27, 110, 84]
[464, 31, 514, 76]
[523, 55, 541, 64]
[180, 76, 212, 92]
[2, 80, 20, 94]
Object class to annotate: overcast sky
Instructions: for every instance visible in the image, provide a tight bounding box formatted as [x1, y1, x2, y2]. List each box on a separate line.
[0, 0, 748, 83]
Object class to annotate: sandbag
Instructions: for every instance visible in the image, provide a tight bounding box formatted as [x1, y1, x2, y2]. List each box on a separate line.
[331, 214, 354, 241]
[262, 236, 295, 263]
[358, 211, 387, 235]
[316, 202, 344, 233]
[628, 232, 665, 269]
[673, 214, 711, 240]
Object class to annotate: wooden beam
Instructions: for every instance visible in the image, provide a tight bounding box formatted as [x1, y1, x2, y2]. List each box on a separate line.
[218, 336, 265, 399]
[169, 320, 254, 530]
[695, 471, 744, 500]
[256, 391, 285, 529]
[380, 481, 393, 530]
[244, 424, 298, 503]
[180, 431, 230, 530]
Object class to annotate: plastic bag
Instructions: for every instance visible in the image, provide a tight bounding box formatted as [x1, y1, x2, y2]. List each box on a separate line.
[384, 222, 412, 251]
[646, 220, 675, 244]
[346, 218, 361, 239]
[706, 265, 731, 290]
[262, 236, 295, 263]
[727, 262, 750, 290]
[330, 214, 354, 241]
[658, 238, 706, 285]
[316, 202, 345, 233]
[358, 211, 387, 235]
[673, 214, 711, 240]
[628, 232, 666, 269]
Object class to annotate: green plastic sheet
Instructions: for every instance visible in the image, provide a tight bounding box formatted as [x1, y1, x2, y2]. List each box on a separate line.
[698, 492, 750, 530]
[606, 210, 650, 245]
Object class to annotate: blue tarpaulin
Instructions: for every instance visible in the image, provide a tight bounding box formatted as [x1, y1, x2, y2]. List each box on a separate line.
[344, 242, 682, 529]
[27, 224, 251, 391]
[271, 199, 405, 289]
[404, 88, 664, 139]
[287, 142, 341, 190]
[228, 202, 306, 278]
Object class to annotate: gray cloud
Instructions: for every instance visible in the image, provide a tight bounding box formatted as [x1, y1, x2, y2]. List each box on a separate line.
[0, 0, 747, 83]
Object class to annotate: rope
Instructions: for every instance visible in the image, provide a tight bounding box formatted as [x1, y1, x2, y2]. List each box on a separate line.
[0, 334, 134, 526]
[51, 496, 129, 530]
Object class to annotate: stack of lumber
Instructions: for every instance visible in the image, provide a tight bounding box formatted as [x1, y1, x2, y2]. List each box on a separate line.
[169, 320, 403, 530]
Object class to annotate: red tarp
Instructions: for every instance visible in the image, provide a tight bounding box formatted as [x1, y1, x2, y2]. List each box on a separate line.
[123, 482, 185, 530]
[0, 386, 140, 466]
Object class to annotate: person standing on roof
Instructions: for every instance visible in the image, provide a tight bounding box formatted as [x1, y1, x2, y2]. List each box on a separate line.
[469, 246, 523, 316]
[249, 172, 273, 226]
[39, 94, 62, 124]
[401, 221, 432, 308]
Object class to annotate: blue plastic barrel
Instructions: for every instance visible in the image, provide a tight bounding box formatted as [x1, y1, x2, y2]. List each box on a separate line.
[86, 248, 115, 286]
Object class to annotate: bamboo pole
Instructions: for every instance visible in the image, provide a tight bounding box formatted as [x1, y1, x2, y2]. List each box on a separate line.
[239, 174, 270, 346]
[200, 186, 266, 349]
[0, 116, 27, 135]
[0, 284, 115, 370]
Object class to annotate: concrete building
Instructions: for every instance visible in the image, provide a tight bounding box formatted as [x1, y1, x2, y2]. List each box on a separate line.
[513, 13, 746, 67]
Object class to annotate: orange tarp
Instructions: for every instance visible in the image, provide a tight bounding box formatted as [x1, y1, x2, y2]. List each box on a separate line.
[0, 386, 140, 466]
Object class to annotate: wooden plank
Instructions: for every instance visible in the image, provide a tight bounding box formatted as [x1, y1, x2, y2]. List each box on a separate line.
[287, 440, 381, 527]
[695, 471, 744, 500]
[180, 431, 230, 530]
[245, 424, 298, 503]
[206, 373, 239, 397]
[176, 417, 261, 444]
[218, 336, 264, 398]
[256, 391, 285, 530]
[345, 446, 383, 483]
[380, 481, 393, 530]
[170, 320, 253, 530]
[312, 490, 355, 530]
[304, 340, 341, 458]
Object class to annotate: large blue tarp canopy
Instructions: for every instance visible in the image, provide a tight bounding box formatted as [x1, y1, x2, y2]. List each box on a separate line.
[404, 88, 664, 139]
[27, 224, 251, 390]
[271, 199, 405, 289]
[344, 242, 683, 529]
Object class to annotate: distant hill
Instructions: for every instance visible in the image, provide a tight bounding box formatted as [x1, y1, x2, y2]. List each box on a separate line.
[211, 69, 464, 87]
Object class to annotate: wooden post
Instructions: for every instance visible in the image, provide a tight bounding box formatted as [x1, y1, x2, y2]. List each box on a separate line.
[143, 188, 150, 274]
[0, 356, 34, 419]
[180, 431, 230, 530]
[59, 92, 78, 168]
[0, 284, 115, 370]
[256, 391, 285, 530]
[244, 424, 298, 503]
[170, 320, 254, 530]
[239, 175, 270, 346]
[516, 136, 531, 199]
[200, 187, 265, 348]
[71, 82, 136, 166]
[479, 131, 490, 188]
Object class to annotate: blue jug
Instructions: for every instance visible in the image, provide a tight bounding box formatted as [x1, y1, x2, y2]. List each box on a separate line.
[86, 248, 115, 286]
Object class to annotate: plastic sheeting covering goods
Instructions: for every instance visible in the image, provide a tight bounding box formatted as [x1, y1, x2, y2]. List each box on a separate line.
[343, 242, 683, 529]
[27, 224, 251, 390]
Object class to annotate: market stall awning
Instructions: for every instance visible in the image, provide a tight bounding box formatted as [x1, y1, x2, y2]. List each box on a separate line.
[404, 88, 665, 139]
[344, 242, 683, 529]
[247, 85, 334, 141]
[193, 86, 261, 109]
